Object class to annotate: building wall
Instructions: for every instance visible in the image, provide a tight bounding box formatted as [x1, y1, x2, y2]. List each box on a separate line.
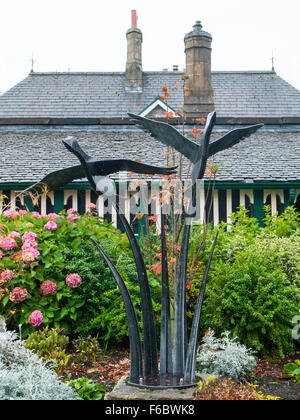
[1, 185, 299, 230]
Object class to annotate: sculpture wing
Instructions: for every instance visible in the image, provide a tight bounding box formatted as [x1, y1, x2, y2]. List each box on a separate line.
[201, 111, 216, 149]
[95, 159, 177, 176]
[208, 123, 263, 156]
[25, 165, 85, 194]
[128, 113, 199, 163]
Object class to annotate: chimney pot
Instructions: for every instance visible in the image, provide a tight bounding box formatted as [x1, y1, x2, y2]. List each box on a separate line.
[131, 10, 137, 28]
[193, 21, 203, 31]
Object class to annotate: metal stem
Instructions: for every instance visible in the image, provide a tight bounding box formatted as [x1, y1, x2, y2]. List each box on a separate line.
[160, 211, 173, 375]
[115, 202, 159, 377]
[172, 219, 191, 376]
[91, 238, 143, 381]
[184, 231, 219, 383]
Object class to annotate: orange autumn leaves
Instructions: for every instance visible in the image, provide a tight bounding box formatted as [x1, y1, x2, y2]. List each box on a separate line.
[161, 85, 171, 102]
[160, 84, 206, 136]
[149, 225, 181, 276]
[150, 251, 177, 276]
[161, 86, 175, 119]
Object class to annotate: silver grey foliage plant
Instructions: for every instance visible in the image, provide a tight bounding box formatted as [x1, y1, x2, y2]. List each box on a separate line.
[0, 321, 80, 400]
[196, 330, 257, 382]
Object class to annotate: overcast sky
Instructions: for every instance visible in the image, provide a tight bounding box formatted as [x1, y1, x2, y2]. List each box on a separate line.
[1, 0, 300, 94]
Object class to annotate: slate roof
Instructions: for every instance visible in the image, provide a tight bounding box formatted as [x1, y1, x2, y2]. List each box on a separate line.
[0, 127, 299, 184]
[1, 71, 300, 121]
[0, 69, 299, 185]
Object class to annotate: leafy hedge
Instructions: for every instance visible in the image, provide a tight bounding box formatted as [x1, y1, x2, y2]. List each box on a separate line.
[187, 207, 300, 357]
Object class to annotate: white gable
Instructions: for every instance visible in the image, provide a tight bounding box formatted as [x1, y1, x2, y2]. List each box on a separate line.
[139, 97, 179, 118]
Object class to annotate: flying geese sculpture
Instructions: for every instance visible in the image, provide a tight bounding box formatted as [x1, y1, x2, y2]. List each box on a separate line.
[128, 111, 264, 184]
[27, 137, 177, 196]
[128, 111, 264, 383]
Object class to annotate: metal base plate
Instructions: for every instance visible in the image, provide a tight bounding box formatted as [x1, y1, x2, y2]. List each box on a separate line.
[126, 375, 197, 390]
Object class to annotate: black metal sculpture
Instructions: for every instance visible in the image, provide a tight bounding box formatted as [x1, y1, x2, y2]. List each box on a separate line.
[128, 112, 263, 186]
[29, 112, 262, 389]
[27, 137, 176, 195]
[127, 111, 263, 386]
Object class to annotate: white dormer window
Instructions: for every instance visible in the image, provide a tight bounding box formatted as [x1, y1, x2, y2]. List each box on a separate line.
[139, 97, 181, 118]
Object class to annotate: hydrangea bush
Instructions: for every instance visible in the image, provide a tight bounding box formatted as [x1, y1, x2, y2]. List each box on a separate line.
[0, 321, 80, 400]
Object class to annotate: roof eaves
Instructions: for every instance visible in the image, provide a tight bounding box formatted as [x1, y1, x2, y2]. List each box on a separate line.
[1, 116, 300, 126]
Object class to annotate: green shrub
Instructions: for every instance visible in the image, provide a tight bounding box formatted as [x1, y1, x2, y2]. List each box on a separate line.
[263, 205, 300, 237]
[68, 377, 105, 400]
[186, 207, 300, 357]
[72, 334, 101, 365]
[25, 326, 71, 376]
[284, 360, 300, 383]
[73, 273, 161, 347]
[202, 245, 298, 357]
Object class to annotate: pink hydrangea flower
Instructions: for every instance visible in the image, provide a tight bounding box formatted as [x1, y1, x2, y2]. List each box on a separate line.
[22, 231, 37, 243]
[66, 273, 82, 288]
[22, 241, 38, 251]
[40, 280, 57, 296]
[21, 232, 39, 261]
[22, 233, 38, 249]
[22, 247, 40, 262]
[3, 208, 19, 218]
[18, 209, 28, 215]
[0, 269, 14, 285]
[67, 208, 77, 214]
[9, 287, 28, 303]
[32, 211, 41, 218]
[44, 221, 58, 231]
[87, 203, 96, 210]
[47, 213, 60, 220]
[0, 250, 3, 259]
[0, 236, 18, 251]
[29, 311, 43, 327]
[67, 214, 80, 222]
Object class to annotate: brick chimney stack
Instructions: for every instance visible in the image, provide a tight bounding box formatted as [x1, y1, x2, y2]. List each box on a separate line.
[125, 10, 143, 92]
[184, 21, 214, 118]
